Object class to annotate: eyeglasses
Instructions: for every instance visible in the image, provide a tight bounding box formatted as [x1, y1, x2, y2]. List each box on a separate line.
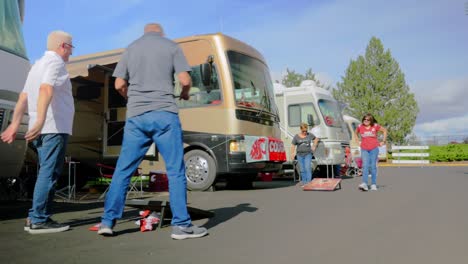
[363, 119, 371, 122]
[301, 130, 308, 133]
[63, 43, 75, 49]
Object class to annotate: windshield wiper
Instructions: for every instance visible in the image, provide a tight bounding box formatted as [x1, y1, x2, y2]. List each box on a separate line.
[256, 88, 271, 118]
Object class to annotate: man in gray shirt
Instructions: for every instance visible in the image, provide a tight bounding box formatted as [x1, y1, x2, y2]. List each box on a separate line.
[98, 23, 208, 240]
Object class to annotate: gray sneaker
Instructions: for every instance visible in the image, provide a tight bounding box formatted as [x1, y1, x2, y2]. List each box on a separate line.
[358, 183, 369, 191]
[171, 225, 208, 240]
[370, 184, 378, 191]
[97, 224, 114, 236]
[28, 219, 70, 234]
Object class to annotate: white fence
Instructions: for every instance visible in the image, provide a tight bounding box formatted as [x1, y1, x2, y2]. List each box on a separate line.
[391, 145, 430, 165]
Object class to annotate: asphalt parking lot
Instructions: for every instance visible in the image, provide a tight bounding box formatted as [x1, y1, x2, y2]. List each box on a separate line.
[1, 166, 468, 264]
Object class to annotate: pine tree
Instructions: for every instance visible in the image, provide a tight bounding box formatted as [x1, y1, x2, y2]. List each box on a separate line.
[281, 68, 325, 88]
[333, 37, 418, 143]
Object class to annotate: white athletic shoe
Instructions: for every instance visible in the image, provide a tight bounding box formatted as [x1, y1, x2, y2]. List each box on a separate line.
[358, 183, 369, 191]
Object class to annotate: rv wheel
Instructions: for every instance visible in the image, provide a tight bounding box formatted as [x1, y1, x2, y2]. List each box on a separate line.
[184, 150, 217, 191]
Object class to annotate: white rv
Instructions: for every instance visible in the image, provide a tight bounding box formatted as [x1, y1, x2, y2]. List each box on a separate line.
[343, 115, 361, 158]
[274, 80, 348, 176]
[0, 0, 30, 180]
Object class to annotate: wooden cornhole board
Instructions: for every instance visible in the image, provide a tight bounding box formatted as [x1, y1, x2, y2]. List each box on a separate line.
[303, 178, 342, 191]
[126, 199, 214, 228]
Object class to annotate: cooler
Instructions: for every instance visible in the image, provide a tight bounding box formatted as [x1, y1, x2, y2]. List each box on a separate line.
[148, 171, 169, 192]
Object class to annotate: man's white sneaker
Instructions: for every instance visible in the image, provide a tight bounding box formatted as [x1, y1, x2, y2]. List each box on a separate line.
[370, 184, 378, 191]
[97, 224, 114, 236]
[358, 183, 369, 191]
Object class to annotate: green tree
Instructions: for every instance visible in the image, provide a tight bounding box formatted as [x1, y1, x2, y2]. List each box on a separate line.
[281, 68, 324, 88]
[333, 37, 418, 143]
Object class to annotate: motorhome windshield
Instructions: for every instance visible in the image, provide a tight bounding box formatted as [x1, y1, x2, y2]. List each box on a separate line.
[318, 99, 344, 128]
[0, 0, 27, 59]
[228, 51, 277, 116]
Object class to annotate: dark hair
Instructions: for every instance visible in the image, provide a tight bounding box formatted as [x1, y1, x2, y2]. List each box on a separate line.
[362, 113, 376, 126]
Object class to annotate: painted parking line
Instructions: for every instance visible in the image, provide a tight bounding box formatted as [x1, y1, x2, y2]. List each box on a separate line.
[379, 163, 468, 167]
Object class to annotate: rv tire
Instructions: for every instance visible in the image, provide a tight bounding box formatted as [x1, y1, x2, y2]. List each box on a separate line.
[184, 150, 217, 191]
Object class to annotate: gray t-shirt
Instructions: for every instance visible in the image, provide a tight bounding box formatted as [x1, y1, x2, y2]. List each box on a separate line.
[292, 133, 316, 156]
[113, 32, 191, 118]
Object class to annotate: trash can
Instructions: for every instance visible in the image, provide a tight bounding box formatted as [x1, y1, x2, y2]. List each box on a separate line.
[148, 171, 168, 192]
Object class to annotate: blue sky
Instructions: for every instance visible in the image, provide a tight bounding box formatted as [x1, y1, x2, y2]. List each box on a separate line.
[22, 0, 468, 140]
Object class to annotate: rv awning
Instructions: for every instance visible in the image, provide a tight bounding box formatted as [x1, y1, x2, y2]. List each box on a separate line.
[66, 48, 125, 78]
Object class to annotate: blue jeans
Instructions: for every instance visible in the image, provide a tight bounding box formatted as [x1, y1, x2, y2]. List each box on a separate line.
[361, 147, 379, 185]
[29, 134, 69, 224]
[101, 111, 191, 228]
[297, 153, 312, 184]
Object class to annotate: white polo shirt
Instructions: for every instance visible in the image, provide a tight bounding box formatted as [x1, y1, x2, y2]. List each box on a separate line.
[23, 51, 74, 135]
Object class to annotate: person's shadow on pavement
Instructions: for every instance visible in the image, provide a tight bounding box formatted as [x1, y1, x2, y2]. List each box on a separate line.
[202, 203, 257, 229]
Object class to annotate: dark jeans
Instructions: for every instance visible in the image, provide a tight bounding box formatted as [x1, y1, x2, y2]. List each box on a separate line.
[29, 134, 68, 224]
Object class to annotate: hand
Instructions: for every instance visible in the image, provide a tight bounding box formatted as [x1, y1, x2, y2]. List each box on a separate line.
[0, 125, 18, 144]
[179, 90, 190, 100]
[117, 87, 128, 99]
[25, 122, 44, 142]
[379, 141, 386, 147]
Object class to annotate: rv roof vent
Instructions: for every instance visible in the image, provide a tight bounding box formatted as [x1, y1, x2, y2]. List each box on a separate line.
[300, 80, 317, 87]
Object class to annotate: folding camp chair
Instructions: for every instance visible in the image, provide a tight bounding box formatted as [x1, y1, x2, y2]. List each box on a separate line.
[96, 163, 144, 200]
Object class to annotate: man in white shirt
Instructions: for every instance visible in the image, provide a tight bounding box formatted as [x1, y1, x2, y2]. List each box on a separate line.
[1, 30, 75, 234]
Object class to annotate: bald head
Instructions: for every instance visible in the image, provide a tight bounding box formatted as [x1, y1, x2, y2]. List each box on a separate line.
[144, 23, 164, 35]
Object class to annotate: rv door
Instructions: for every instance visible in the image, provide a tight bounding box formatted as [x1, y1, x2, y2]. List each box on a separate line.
[102, 74, 156, 158]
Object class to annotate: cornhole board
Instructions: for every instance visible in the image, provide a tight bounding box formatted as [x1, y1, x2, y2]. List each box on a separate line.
[303, 178, 342, 191]
[126, 199, 214, 228]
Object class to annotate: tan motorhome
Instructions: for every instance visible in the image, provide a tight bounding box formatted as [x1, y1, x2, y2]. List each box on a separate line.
[62, 33, 286, 191]
[0, 0, 30, 182]
[274, 81, 349, 177]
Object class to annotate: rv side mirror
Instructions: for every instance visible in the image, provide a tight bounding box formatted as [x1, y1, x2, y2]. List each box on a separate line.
[200, 63, 212, 87]
[307, 114, 314, 127]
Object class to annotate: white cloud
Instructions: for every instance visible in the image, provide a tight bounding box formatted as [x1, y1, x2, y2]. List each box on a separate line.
[412, 75, 468, 138]
[411, 77, 468, 123]
[414, 114, 468, 137]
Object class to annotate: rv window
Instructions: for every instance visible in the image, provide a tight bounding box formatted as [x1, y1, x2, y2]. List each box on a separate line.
[345, 123, 353, 139]
[288, 103, 320, 127]
[107, 121, 124, 146]
[174, 64, 221, 108]
[351, 122, 359, 132]
[288, 105, 301, 127]
[76, 85, 101, 100]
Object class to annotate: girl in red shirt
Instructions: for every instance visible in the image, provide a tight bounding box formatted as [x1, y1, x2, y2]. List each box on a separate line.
[354, 113, 387, 191]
